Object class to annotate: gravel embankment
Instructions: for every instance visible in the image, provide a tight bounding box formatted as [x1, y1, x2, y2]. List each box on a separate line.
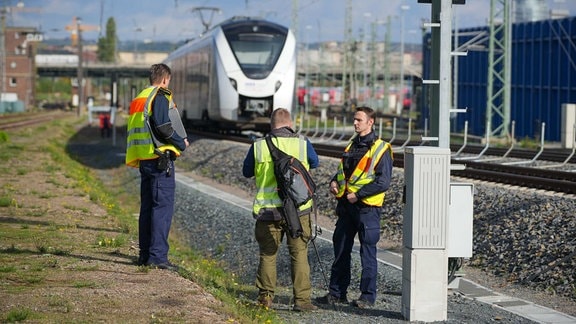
[172, 138, 576, 322]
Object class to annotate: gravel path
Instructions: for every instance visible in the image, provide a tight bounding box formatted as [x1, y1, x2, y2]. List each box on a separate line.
[169, 137, 576, 322]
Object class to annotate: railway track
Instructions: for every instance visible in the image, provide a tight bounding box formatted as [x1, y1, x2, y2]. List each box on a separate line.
[190, 129, 576, 195]
[0, 110, 71, 130]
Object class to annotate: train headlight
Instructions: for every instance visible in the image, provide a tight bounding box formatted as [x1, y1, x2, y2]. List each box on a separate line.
[275, 81, 282, 91]
[229, 78, 237, 90]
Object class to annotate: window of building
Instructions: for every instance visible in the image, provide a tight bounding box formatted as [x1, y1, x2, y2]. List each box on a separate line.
[9, 78, 17, 87]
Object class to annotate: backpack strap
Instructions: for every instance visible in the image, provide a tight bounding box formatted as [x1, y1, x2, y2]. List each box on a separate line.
[265, 134, 288, 161]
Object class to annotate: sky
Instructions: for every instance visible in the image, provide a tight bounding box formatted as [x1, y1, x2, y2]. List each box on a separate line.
[7, 0, 576, 45]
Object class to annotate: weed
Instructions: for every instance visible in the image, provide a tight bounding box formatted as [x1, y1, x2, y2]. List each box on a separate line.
[52, 248, 71, 256]
[38, 193, 55, 199]
[25, 274, 45, 284]
[136, 265, 150, 273]
[0, 195, 16, 207]
[63, 204, 90, 213]
[0, 131, 8, 143]
[25, 208, 47, 217]
[5, 307, 33, 322]
[97, 234, 126, 248]
[73, 281, 98, 288]
[48, 296, 71, 313]
[44, 164, 61, 173]
[0, 265, 16, 273]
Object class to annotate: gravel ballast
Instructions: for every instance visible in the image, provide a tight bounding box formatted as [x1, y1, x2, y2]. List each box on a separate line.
[171, 138, 576, 323]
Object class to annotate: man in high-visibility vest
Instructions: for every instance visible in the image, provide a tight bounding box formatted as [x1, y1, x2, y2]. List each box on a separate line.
[126, 63, 189, 271]
[242, 108, 319, 312]
[316, 106, 393, 309]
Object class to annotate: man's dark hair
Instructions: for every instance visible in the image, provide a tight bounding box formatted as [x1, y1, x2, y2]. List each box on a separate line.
[149, 63, 171, 85]
[356, 106, 375, 121]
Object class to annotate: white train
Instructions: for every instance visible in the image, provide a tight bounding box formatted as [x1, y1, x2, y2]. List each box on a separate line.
[164, 16, 297, 132]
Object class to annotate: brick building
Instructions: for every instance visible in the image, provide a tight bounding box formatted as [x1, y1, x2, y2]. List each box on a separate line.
[1, 26, 42, 111]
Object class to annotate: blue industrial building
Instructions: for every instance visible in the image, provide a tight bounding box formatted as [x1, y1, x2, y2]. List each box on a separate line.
[421, 16, 576, 142]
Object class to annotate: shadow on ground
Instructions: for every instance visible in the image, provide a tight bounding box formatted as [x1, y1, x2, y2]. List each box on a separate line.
[65, 124, 127, 170]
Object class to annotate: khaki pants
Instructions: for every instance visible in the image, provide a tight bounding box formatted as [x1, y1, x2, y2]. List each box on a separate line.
[255, 214, 312, 305]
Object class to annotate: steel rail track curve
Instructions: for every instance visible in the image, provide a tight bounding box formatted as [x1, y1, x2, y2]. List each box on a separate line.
[189, 130, 576, 195]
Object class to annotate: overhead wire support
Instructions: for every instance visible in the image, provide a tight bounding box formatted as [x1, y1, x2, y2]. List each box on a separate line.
[342, 0, 352, 107]
[486, 0, 512, 139]
[190, 7, 221, 34]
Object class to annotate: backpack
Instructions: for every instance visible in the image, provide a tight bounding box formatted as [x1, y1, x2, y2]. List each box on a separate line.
[265, 135, 316, 238]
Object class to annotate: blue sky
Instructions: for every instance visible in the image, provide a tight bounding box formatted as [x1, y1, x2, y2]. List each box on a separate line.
[9, 0, 576, 44]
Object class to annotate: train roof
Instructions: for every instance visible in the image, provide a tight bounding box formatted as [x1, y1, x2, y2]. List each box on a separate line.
[164, 16, 290, 63]
[213, 16, 288, 33]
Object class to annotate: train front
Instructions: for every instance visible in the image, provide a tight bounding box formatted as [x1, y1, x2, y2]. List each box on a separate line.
[215, 18, 296, 123]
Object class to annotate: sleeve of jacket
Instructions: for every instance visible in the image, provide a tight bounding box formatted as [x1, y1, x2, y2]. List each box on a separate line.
[242, 144, 255, 178]
[355, 149, 393, 199]
[151, 94, 186, 151]
[306, 139, 319, 169]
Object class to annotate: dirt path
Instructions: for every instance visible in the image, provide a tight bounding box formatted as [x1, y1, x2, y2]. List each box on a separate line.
[0, 116, 233, 323]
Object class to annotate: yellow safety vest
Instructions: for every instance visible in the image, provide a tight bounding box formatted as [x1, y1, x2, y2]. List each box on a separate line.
[252, 135, 313, 217]
[125, 86, 180, 168]
[335, 139, 392, 207]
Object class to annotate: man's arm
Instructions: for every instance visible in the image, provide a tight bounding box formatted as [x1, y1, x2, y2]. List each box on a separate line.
[242, 145, 255, 178]
[306, 139, 319, 169]
[152, 95, 186, 151]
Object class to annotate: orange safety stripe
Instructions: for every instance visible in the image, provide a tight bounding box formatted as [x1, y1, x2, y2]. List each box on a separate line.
[129, 97, 147, 115]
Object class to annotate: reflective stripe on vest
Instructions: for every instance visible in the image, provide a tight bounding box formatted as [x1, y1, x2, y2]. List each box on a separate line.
[125, 86, 180, 168]
[252, 135, 312, 216]
[335, 139, 391, 206]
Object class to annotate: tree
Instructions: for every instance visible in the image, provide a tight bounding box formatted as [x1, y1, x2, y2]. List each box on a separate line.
[97, 17, 117, 62]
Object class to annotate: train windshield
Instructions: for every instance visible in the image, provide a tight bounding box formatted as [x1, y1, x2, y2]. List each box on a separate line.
[223, 22, 288, 79]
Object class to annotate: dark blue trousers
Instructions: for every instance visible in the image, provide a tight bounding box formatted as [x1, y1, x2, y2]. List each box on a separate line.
[138, 159, 175, 265]
[329, 200, 381, 303]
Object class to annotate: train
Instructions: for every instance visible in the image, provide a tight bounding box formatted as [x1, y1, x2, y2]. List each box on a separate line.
[163, 16, 297, 133]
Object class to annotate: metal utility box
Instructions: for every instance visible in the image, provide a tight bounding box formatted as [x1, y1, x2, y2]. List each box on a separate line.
[447, 183, 474, 258]
[403, 147, 451, 249]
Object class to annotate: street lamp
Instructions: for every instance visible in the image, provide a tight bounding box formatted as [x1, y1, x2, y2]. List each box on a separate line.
[304, 24, 312, 115]
[363, 12, 371, 100]
[0, 6, 7, 100]
[133, 24, 143, 63]
[398, 2, 410, 115]
[76, 16, 83, 116]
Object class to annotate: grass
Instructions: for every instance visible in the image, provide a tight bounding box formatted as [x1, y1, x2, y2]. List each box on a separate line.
[5, 308, 34, 322]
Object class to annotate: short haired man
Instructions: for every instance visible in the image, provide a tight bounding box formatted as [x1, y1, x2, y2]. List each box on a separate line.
[126, 63, 189, 271]
[242, 108, 319, 311]
[317, 106, 393, 308]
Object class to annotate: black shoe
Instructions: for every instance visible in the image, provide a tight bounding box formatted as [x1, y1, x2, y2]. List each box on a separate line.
[315, 293, 348, 305]
[146, 261, 179, 272]
[136, 256, 148, 266]
[351, 299, 374, 309]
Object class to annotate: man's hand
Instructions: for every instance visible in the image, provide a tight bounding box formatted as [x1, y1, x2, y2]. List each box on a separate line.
[184, 138, 190, 147]
[329, 181, 338, 195]
[346, 192, 358, 204]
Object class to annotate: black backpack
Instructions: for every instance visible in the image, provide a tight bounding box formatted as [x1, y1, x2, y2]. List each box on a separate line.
[265, 135, 316, 238]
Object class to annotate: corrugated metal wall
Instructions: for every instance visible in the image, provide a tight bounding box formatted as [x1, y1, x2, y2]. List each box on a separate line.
[421, 16, 576, 142]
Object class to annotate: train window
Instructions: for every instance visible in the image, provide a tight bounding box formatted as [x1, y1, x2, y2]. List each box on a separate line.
[223, 21, 287, 79]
